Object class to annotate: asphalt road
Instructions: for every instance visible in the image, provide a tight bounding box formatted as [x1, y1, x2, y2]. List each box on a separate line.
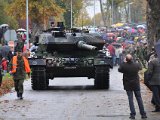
[0, 66, 159, 120]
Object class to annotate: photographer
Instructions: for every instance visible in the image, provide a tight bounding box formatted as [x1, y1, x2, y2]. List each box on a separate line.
[118, 54, 147, 119]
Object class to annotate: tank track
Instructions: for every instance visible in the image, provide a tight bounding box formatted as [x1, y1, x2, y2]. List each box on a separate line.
[31, 67, 47, 90]
[94, 66, 110, 89]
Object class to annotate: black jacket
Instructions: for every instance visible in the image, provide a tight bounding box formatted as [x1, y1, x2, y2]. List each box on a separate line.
[148, 58, 160, 85]
[118, 61, 142, 91]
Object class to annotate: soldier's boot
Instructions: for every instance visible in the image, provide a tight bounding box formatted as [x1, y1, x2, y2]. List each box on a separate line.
[19, 93, 23, 100]
[17, 92, 20, 98]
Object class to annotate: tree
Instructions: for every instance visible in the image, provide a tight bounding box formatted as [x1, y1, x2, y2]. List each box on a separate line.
[130, 0, 147, 23]
[98, 0, 147, 26]
[6, 0, 65, 29]
[99, 0, 106, 26]
[55, 0, 83, 28]
[0, 0, 18, 28]
[99, 0, 123, 26]
[110, 0, 123, 24]
[146, 0, 160, 50]
[75, 9, 92, 27]
[92, 13, 103, 27]
[0, 0, 7, 24]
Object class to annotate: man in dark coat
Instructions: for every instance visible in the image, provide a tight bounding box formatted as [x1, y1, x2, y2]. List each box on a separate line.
[147, 54, 160, 112]
[118, 54, 147, 119]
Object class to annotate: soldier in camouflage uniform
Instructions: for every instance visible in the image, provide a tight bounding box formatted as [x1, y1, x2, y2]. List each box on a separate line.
[136, 46, 146, 68]
[15, 34, 24, 52]
[8, 50, 30, 99]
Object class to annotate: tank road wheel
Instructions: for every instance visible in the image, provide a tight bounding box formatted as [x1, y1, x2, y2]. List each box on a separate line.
[31, 67, 47, 90]
[94, 66, 110, 89]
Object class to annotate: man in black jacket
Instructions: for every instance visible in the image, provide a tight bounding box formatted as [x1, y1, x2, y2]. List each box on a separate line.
[148, 54, 160, 112]
[118, 54, 147, 119]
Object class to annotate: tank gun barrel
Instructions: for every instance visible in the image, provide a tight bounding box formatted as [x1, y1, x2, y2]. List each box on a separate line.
[77, 41, 97, 50]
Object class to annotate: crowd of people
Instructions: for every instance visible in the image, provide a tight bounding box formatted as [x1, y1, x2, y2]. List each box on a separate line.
[99, 24, 160, 118]
[99, 24, 148, 68]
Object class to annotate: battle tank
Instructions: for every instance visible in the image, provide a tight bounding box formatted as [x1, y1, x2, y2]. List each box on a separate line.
[29, 23, 113, 90]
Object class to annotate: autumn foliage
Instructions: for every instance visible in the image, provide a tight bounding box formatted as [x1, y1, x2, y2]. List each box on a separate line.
[5, 0, 65, 27]
[0, 76, 14, 96]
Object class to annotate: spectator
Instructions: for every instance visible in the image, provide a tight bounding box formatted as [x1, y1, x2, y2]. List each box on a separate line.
[118, 54, 147, 119]
[146, 47, 156, 62]
[122, 29, 129, 39]
[1, 57, 8, 76]
[135, 46, 146, 68]
[147, 54, 160, 112]
[15, 34, 24, 52]
[107, 44, 116, 65]
[29, 43, 37, 52]
[115, 46, 123, 65]
[1, 43, 10, 60]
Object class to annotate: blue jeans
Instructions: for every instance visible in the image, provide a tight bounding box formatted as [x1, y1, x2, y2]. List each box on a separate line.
[112, 55, 116, 66]
[126, 91, 146, 116]
[151, 85, 160, 109]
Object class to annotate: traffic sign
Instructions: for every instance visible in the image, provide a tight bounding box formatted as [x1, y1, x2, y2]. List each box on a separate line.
[4, 30, 17, 41]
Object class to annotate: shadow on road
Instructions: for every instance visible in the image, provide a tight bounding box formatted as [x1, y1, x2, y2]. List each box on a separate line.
[40, 85, 110, 91]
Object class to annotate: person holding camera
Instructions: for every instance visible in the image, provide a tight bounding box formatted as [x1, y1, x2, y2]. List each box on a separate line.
[118, 54, 147, 119]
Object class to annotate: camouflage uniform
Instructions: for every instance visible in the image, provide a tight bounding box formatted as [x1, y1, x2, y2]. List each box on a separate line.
[136, 46, 146, 68]
[15, 34, 24, 52]
[8, 53, 27, 99]
[15, 41, 24, 52]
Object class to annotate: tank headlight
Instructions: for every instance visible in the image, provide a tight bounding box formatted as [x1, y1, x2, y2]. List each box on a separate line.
[88, 59, 93, 64]
[99, 60, 105, 64]
[47, 59, 52, 64]
[32, 61, 37, 65]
